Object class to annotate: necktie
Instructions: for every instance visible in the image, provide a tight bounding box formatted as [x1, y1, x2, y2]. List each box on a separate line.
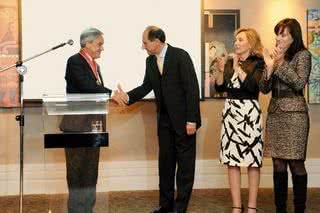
[157, 56, 163, 75]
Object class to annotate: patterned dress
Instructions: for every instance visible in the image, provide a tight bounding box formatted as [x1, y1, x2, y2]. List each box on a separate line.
[216, 56, 264, 167]
[259, 50, 311, 160]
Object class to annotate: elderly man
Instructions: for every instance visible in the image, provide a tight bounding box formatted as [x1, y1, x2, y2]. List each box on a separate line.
[63, 27, 111, 213]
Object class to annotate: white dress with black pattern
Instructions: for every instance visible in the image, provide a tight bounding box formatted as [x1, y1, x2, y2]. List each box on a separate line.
[219, 72, 263, 167]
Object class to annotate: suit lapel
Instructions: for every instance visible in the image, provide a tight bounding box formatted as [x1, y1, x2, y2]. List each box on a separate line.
[150, 44, 173, 80]
[79, 53, 98, 82]
[162, 44, 172, 76]
[97, 66, 104, 86]
[151, 55, 161, 77]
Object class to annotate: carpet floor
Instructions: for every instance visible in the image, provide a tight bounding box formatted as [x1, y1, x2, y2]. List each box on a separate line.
[0, 188, 319, 212]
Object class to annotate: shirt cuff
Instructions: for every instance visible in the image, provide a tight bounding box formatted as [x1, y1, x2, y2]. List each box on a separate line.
[126, 94, 130, 104]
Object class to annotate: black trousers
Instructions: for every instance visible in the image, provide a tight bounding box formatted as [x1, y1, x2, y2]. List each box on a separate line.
[158, 113, 196, 213]
[65, 147, 100, 213]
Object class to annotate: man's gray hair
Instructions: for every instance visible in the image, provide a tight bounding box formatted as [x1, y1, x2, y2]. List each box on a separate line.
[80, 28, 103, 48]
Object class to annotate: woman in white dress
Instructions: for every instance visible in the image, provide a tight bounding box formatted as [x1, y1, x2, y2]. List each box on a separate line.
[215, 28, 265, 213]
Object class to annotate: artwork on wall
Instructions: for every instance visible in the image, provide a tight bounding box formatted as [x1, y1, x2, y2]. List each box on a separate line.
[202, 9, 240, 99]
[307, 9, 320, 104]
[0, 0, 20, 107]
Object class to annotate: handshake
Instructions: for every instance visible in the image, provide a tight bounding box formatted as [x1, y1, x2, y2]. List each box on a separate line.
[111, 84, 129, 106]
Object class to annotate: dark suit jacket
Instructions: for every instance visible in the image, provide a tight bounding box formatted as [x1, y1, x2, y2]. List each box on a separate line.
[60, 53, 110, 132]
[127, 44, 201, 135]
[65, 53, 111, 94]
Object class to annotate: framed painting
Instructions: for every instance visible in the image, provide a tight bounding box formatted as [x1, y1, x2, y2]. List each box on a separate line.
[202, 9, 240, 99]
[307, 9, 320, 104]
[0, 0, 20, 107]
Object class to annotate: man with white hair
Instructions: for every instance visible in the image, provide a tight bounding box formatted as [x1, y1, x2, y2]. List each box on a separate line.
[63, 27, 111, 213]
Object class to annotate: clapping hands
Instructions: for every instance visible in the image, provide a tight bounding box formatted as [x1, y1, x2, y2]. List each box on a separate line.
[263, 45, 285, 79]
[229, 53, 240, 71]
[216, 56, 227, 73]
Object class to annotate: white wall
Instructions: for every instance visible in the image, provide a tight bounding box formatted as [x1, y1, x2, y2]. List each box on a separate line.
[21, 0, 201, 99]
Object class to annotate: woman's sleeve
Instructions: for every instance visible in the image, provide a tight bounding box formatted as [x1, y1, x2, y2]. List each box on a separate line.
[258, 66, 273, 94]
[273, 50, 311, 91]
[241, 60, 264, 93]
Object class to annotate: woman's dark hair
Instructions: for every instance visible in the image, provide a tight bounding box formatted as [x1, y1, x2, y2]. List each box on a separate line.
[274, 18, 306, 61]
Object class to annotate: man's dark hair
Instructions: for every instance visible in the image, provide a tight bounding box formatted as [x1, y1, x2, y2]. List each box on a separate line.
[146, 26, 166, 43]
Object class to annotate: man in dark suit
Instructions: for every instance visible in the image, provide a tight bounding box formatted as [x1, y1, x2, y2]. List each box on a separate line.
[113, 26, 201, 213]
[63, 27, 111, 213]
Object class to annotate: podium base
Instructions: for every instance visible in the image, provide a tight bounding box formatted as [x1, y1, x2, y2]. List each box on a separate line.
[44, 132, 108, 148]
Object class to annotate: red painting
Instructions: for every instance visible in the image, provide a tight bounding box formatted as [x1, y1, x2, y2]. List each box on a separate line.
[0, 0, 20, 107]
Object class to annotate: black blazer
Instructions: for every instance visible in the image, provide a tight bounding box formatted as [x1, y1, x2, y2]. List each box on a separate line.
[60, 53, 110, 132]
[65, 53, 111, 94]
[127, 44, 201, 134]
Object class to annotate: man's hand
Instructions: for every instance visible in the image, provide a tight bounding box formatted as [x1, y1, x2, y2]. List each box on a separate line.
[186, 122, 196, 135]
[111, 84, 129, 106]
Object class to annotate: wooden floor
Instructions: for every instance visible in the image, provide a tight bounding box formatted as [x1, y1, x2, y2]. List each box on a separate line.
[1, 188, 320, 212]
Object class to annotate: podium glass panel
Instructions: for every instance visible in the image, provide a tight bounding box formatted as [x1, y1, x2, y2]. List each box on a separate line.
[42, 94, 109, 148]
[24, 93, 109, 212]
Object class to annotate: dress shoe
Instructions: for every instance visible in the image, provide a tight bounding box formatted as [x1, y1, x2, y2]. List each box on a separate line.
[151, 206, 175, 213]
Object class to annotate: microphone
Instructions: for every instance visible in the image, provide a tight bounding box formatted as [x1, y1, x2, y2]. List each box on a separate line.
[67, 39, 74, 45]
[51, 39, 74, 50]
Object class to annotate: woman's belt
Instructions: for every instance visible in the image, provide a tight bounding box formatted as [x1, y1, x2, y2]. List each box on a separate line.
[272, 89, 303, 98]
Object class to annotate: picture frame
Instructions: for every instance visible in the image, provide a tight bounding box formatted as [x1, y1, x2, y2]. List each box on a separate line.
[307, 9, 320, 104]
[201, 9, 240, 99]
[0, 0, 20, 107]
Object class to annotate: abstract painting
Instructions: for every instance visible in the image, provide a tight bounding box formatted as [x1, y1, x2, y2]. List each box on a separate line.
[307, 9, 320, 104]
[202, 9, 240, 99]
[0, 0, 20, 107]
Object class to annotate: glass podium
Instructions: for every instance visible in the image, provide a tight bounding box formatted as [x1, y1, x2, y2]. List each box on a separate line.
[23, 93, 109, 213]
[42, 93, 109, 148]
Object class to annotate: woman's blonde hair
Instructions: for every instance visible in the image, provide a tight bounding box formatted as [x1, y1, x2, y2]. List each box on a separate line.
[235, 28, 263, 57]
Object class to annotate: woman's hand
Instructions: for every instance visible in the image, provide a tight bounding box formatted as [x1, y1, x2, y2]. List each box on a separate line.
[216, 57, 226, 73]
[272, 46, 285, 66]
[214, 56, 226, 86]
[263, 48, 275, 80]
[229, 53, 240, 71]
[229, 53, 246, 81]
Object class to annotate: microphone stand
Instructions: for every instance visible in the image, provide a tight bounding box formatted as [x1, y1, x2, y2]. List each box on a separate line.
[0, 40, 72, 213]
